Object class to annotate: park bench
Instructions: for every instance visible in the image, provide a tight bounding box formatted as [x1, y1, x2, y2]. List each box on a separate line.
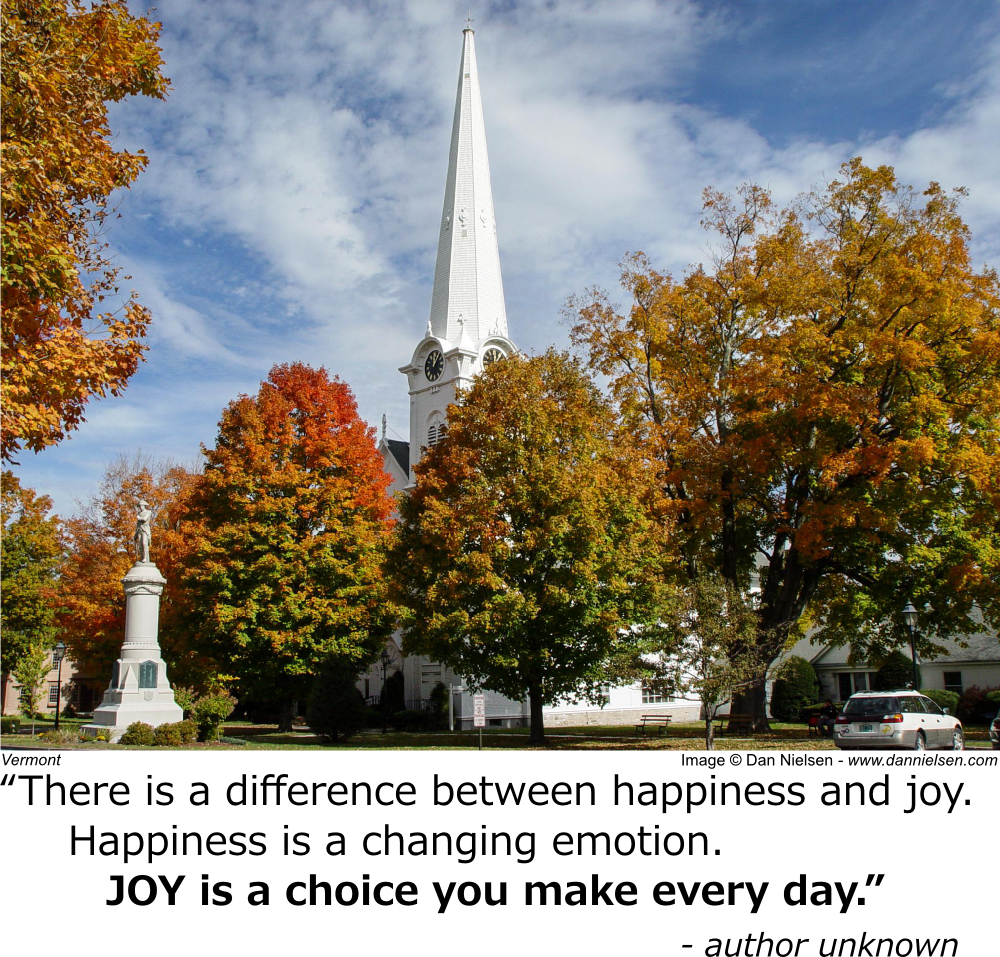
[635, 714, 673, 736]
[711, 713, 754, 734]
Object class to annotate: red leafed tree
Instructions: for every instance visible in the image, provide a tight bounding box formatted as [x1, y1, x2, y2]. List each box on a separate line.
[182, 363, 396, 727]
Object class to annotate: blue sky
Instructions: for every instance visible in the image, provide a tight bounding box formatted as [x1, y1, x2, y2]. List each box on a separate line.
[14, 0, 1000, 516]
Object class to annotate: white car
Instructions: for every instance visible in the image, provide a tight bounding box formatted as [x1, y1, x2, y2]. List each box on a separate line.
[834, 691, 963, 751]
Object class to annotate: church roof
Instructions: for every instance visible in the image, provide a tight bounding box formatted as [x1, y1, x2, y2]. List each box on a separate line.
[386, 439, 409, 475]
[427, 27, 508, 346]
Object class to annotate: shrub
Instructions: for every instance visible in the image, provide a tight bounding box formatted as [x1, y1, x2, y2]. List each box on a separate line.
[172, 686, 198, 718]
[38, 727, 78, 745]
[958, 686, 1000, 725]
[922, 689, 960, 715]
[1, 716, 21, 734]
[985, 689, 1000, 712]
[874, 650, 920, 690]
[392, 709, 437, 732]
[218, 735, 248, 746]
[119, 721, 156, 746]
[193, 689, 237, 742]
[770, 656, 820, 721]
[365, 705, 386, 728]
[307, 658, 367, 743]
[152, 720, 197, 747]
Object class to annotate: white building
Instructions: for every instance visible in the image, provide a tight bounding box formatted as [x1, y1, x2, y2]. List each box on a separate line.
[371, 26, 699, 727]
[784, 629, 1000, 703]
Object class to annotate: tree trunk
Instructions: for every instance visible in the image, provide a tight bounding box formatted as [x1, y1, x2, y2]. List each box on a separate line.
[705, 717, 715, 751]
[277, 700, 296, 732]
[528, 685, 546, 746]
[731, 682, 770, 732]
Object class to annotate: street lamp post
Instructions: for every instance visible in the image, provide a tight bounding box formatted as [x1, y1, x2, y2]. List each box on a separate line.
[380, 649, 391, 734]
[449, 682, 466, 732]
[902, 602, 920, 690]
[53, 642, 66, 731]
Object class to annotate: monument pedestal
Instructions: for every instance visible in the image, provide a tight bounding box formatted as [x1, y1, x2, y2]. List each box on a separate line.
[82, 562, 182, 742]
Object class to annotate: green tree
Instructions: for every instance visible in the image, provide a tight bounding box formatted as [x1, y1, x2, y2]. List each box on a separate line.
[1, 470, 62, 710]
[569, 159, 1000, 728]
[391, 349, 664, 745]
[618, 573, 762, 750]
[2, 0, 169, 461]
[14, 644, 50, 728]
[182, 363, 396, 730]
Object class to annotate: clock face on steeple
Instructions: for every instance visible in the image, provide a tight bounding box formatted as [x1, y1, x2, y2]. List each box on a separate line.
[424, 350, 444, 381]
[482, 348, 504, 369]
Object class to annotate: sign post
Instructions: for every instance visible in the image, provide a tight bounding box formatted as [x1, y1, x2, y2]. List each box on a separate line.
[473, 693, 485, 751]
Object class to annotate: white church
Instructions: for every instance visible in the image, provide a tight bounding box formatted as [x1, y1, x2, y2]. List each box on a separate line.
[364, 26, 700, 728]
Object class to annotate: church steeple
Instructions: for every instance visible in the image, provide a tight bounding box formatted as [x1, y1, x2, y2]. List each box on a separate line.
[428, 25, 508, 343]
[390, 24, 515, 491]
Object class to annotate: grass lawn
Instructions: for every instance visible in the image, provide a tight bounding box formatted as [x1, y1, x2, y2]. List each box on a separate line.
[0, 719, 833, 752]
[2, 720, 990, 751]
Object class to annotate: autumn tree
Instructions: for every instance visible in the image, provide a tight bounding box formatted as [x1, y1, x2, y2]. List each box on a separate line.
[391, 350, 664, 745]
[569, 159, 1000, 729]
[57, 452, 202, 685]
[1, 0, 169, 462]
[1, 471, 62, 711]
[182, 363, 396, 729]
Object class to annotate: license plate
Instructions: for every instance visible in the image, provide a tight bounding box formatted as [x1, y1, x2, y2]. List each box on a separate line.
[859, 723, 874, 733]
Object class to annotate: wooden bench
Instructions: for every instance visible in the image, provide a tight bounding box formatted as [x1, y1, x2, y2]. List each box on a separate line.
[712, 713, 754, 734]
[635, 714, 673, 736]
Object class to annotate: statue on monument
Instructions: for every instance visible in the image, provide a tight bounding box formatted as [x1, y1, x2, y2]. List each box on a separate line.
[134, 500, 152, 564]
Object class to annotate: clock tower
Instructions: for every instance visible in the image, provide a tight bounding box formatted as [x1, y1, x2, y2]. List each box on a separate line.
[392, 24, 515, 487]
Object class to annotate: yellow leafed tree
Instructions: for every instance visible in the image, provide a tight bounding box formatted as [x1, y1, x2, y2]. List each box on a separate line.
[569, 160, 1000, 728]
[1, 0, 169, 462]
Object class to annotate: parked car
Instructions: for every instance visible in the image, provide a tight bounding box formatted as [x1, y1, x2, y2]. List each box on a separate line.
[990, 709, 1000, 750]
[834, 691, 963, 751]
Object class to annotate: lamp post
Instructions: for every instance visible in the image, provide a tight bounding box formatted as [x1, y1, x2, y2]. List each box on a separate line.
[449, 682, 466, 732]
[380, 649, 391, 734]
[902, 602, 920, 690]
[53, 642, 66, 731]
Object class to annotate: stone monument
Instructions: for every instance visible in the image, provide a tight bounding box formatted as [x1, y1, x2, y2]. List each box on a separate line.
[82, 502, 183, 742]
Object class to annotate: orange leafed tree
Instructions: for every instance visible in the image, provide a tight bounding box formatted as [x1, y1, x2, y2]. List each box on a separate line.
[1, 0, 169, 462]
[57, 453, 202, 686]
[569, 159, 1000, 727]
[181, 363, 396, 727]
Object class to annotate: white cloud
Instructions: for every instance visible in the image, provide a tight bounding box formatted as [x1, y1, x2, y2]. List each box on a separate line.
[14, 0, 1000, 516]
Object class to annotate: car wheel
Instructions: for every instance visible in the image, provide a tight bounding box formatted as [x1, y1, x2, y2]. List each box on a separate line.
[913, 731, 926, 751]
[951, 728, 963, 751]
